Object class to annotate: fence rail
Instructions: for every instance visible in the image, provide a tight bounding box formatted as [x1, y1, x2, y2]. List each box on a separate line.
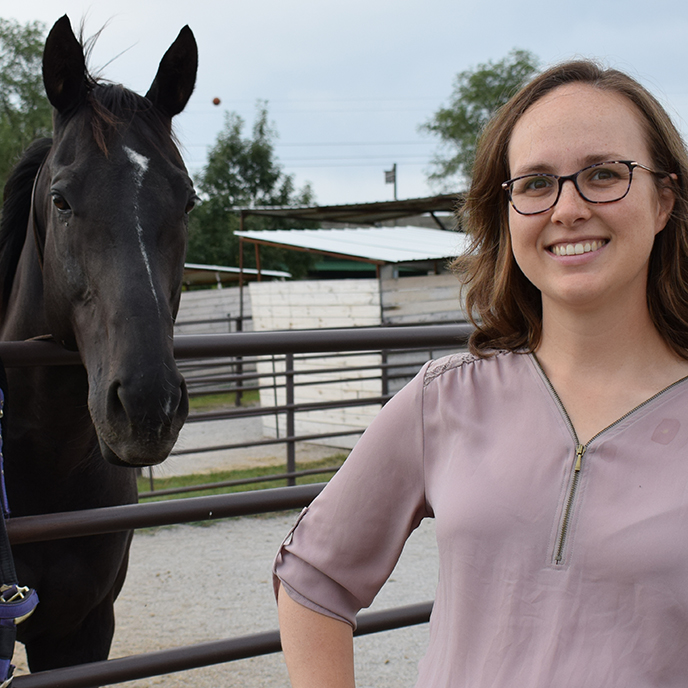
[7, 483, 324, 544]
[14, 602, 434, 688]
[0, 324, 472, 366]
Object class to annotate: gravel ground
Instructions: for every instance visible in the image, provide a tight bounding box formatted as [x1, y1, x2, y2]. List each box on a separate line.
[102, 515, 438, 687]
[13, 516, 439, 687]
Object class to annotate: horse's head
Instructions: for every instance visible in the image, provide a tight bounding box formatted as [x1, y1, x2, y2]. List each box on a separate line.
[35, 16, 198, 467]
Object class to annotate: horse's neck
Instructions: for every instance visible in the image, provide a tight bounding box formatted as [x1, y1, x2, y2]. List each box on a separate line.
[2, 241, 92, 474]
[0, 230, 90, 433]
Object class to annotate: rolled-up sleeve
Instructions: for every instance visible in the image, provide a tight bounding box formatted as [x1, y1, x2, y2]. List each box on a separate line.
[273, 364, 430, 628]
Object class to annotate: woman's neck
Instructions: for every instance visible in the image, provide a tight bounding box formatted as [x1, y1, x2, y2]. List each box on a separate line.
[535, 295, 688, 444]
[537, 294, 666, 373]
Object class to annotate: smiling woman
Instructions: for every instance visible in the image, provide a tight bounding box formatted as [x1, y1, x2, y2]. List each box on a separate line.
[507, 85, 674, 329]
[273, 60, 688, 688]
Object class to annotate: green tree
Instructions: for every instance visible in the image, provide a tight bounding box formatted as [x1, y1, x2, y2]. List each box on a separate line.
[187, 104, 316, 278]
[0, 18, 52, 191]
[421, 48, 540, 188]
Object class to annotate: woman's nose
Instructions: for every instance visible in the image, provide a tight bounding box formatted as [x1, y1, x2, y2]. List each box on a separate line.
[550, 179, 592, 224]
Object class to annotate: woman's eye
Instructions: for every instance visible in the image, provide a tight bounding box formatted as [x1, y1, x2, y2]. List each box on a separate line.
[51, 193, 71, 212]
[519, 176, 553, 194]
[590, 168, 617, 181]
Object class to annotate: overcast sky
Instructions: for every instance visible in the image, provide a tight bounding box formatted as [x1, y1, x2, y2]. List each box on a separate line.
[7, 1, 688, 206]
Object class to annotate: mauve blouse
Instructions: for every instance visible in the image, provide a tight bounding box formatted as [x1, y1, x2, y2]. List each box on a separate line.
[273, 351, 688, 687]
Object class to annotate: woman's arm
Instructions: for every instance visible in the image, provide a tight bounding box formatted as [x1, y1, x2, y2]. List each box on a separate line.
[278, 583, 355, 688]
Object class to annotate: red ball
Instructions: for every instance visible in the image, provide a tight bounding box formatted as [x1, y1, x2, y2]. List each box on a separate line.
[212, 97, 221, 106]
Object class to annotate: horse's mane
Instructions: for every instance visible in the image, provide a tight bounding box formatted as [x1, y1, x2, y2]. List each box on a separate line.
[0, 138, 52, 307]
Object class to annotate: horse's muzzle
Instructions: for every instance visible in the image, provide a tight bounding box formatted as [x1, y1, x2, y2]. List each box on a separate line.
[96, 375, 189, 467]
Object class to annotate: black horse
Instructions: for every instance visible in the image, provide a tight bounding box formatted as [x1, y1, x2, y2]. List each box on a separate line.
[0, 16, 197, 671]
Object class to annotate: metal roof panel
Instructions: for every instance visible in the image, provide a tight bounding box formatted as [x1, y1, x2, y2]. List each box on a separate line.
[235, 226, 469, 264]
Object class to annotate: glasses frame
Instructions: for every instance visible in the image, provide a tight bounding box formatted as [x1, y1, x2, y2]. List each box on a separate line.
[502, 160, 662, 216]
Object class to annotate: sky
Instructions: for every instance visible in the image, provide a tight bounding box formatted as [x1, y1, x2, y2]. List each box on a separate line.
[6, 1, 688, 207]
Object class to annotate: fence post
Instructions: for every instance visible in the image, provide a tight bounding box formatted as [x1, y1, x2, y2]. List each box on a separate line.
[272, 355, 281, 439]
[234, 314, 244, 407]
[285, 353, 296, 486]
[381, 349, 389, 399]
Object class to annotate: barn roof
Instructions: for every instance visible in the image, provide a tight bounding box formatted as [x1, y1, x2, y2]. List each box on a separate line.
[235, 226, 469, 265]
[237, 192, 461, 228]
[183, 262, 290, 287]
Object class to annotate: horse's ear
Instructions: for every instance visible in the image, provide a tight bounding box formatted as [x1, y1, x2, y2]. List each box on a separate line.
[42, 15, 88, 114]
[145, 26, 198, 119]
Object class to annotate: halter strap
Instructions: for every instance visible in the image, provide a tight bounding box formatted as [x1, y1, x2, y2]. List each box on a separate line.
[0, 387, 39, 686]
[28, 158, 47, 273]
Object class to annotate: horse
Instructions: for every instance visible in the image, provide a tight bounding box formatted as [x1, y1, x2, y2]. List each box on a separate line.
[0, 15, 197, 672]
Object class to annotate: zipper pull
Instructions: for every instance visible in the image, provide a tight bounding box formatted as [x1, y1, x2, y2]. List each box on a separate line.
[574, 444, 586, 471]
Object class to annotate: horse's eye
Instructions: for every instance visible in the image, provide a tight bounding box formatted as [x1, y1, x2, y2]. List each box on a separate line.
[51, 193, 71, 212]
[185, 197, 197, 214]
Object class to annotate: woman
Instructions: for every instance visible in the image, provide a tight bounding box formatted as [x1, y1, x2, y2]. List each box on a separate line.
[274, 60, 688, 687]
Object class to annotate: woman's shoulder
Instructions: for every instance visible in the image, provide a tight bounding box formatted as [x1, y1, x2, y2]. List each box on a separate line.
[423, 349, 523, 388]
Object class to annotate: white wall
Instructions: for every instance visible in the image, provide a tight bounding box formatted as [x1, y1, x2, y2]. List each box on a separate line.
[380, 273, 464, 325]
[249, 279, 382, 449]
[175, 286, 252, 335]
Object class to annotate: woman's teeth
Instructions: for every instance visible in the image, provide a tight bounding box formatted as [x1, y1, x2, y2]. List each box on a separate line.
[551, 240, 606, 257]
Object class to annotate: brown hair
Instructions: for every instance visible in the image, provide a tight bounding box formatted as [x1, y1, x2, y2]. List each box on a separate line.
[458, 60, 688, 358]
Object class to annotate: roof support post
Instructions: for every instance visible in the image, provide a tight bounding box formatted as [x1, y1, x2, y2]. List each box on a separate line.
[255, 243, 262, 281]
[430, 212, 448, 230]
[239, 213, 245, 324]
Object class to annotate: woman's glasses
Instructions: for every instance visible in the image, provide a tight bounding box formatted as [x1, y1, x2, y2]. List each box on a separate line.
[502, 160, 664, 215]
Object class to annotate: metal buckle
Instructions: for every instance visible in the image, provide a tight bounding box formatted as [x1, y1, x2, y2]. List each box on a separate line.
[0, 585, 36, 624]
[0, 586, 28, 604]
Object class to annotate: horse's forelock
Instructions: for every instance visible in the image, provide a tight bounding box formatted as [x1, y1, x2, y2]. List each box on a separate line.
[82, 84, 179, 159]
[63, 25, 184, 160]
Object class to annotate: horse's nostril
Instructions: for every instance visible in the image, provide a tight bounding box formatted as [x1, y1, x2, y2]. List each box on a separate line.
[107, 380, 130, 426]
[160, 381, 185, 425]
[106, 377, 188, 429]
[176, 378, 189, 422]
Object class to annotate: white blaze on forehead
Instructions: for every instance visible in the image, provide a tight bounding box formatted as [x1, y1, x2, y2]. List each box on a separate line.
[123, 145, 160, 315]
[124, 146, 150, 185]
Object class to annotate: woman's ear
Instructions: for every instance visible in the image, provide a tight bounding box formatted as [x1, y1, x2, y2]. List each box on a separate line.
[655, 173, 677, 235]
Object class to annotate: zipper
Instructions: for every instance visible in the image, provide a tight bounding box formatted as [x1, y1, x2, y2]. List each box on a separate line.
[530, 354, 688, 567]
[554, 443, 585, 564]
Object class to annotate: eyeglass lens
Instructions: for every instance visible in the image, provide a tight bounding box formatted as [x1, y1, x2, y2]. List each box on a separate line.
[508, 162, 632, 214]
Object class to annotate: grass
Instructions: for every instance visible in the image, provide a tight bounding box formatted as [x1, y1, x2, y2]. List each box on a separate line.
[187, 389, 260, 412]
[138, 455, 348, 502]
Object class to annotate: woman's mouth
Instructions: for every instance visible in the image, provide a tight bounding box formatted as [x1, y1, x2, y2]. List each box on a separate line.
[549, 239, 607, 257]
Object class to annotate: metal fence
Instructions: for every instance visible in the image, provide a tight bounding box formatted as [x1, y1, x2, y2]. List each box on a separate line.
[2, 323, 471, 687]
[162, 344, 461, 492]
